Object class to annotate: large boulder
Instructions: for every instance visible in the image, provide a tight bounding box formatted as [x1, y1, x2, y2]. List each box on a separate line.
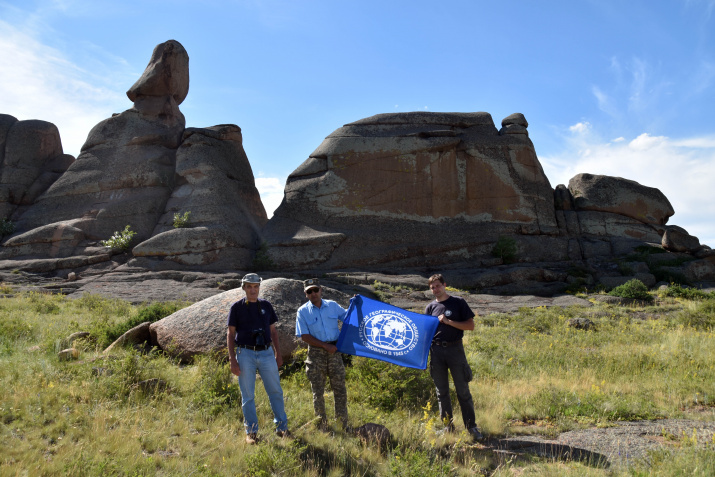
[10, 40, 189, 257]
[568, 173, 674, 225]
[263, 112, 559, 269]
[0, 117, 73, 220]
[661, 225, 701, 253]
[149, 278, 351, 361]
[132, 125, 267, 269]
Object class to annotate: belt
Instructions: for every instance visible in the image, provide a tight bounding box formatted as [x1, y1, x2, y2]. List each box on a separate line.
[325, 340, 338, 345]
[238, 344, 271, 351]
[431, 339, 462, 348]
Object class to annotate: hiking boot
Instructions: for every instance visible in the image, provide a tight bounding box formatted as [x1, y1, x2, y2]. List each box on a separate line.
[468, 426, 484, 441]
[245, 433, 258, 445]
[275, 429, 292, 438]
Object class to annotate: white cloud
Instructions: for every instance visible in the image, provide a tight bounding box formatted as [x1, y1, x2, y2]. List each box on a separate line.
[569, 122, 590, 133]
[541, 130, 715, 247]
[591, 85, 618, 118]
[0, 19, 130, 156]
[628, 133, 667, 150]
[254, 176, 286, 218]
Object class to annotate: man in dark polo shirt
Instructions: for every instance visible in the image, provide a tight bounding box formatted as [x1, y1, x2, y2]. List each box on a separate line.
[227, 273, 289, 444]
[425, 273, 483, 441]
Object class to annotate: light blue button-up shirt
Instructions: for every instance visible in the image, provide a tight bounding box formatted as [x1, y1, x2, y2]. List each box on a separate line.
[295, 299, 347, 342]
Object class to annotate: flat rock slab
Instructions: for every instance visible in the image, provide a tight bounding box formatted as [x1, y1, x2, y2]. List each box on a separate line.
[496, 419, 715, 468]
[390, 293, 591, 315]
[66, 271, 232, 304]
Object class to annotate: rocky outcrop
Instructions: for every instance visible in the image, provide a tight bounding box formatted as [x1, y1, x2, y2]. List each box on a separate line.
[149, 278, 351, 361]
[661, 226, 701, 253]
[568, 173, 674, 225]
[8, 40, 189, 259]
[132, 125, 267, 269]
[0, 40, 712, 288]
[0, 115, 73, 220]
[263, 111, 559, 270]
[1, 40, 266, 272]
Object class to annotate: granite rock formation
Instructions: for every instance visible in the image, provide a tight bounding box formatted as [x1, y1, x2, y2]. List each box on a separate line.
[0, 40, 713, 294]
[0, 115, 74, 221]
[132, 125, 267, 269]
[567, 173, 674, 225]
[263, 111, 559, 269]
[0, 40, 266, 272]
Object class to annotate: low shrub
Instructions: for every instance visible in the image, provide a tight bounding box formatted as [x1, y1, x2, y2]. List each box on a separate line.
[252, 241, 275, 271]
[100, 225, 136, 251]
[491, 236, 517, 264]
[608, 279, 652, 301]
[346, 357, 434, 411]
[660, 283, 715, 301]
[172, 211, 191, 228]
[0, 218, 14, 237]
[190, 352, 240, 417]
[651, 267, 690, 286]
[91, 301, 188, 349]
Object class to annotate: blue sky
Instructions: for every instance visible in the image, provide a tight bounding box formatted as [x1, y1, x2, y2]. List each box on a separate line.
[1, 0, 714, 246]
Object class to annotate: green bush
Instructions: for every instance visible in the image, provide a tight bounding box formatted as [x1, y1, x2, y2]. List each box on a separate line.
[346, 357, 435, 411]
[191, 352, 240, 417]
[92, 301, 187, 349]
[100, 225, 136, 251]
[172, 211, 191, 228]
[0, 218, 14, 237]
[0, 316, 34, 341]
[608, 279, 652, 301]
[651, 267, 690, 286]
[252, 241, 275, 271]
[660, 283, 715, 300]
[491, 236, 517, 264]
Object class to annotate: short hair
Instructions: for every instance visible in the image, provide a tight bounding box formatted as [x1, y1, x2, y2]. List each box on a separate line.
[428, 274, 445, 285]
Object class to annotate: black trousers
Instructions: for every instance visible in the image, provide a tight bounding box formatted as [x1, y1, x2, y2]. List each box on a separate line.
[429, 341, 476, 429]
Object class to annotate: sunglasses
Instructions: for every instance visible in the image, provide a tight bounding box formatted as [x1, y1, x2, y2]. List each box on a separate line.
[306, 288, 320, 294]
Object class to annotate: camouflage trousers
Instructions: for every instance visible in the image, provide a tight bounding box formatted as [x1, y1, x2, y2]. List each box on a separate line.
[305, 345, 348, 427]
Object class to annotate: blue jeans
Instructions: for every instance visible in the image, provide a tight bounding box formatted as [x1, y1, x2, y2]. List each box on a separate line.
[236, 347, 288, 433]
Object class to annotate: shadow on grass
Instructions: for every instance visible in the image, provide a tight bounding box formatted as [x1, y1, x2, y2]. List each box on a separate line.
[292, 436, 379, 477]
[488, 437, 610, 468]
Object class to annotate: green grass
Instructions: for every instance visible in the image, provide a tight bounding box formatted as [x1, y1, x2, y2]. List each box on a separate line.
[1, 292, 714, 475]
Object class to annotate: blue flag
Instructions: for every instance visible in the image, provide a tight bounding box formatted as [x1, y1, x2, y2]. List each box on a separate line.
[336, 295, 439, 370]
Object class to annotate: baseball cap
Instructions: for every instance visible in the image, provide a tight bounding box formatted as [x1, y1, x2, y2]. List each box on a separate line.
[303, 278, 320, 292]
[241, 273, 262, 284]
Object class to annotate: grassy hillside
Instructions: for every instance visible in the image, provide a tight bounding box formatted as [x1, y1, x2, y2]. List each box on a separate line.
[1, 287, 714, 476]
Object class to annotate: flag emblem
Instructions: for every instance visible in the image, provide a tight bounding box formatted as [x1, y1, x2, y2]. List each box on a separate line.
[336, 295, 439, 369]
[361, 310, 418, 353]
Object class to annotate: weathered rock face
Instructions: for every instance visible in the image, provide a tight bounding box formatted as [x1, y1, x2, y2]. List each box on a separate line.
[1, 40, 265, 272]
[8, 40, 189, 261]
[263, 112, 558, 269]
[568, 173, 674, 225]
[132, 125, 267, 269]
[662, 225, 701, 253]
[149, 278, 351, 361]
[0, 39, 711, 287]
[0, 115, 73, 220]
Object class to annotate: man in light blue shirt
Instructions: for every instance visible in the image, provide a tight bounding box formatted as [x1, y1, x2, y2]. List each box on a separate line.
[295, 278, 349, 430]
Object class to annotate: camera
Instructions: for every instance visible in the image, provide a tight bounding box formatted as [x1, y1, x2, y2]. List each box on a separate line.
[252, 328, 265, 346]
